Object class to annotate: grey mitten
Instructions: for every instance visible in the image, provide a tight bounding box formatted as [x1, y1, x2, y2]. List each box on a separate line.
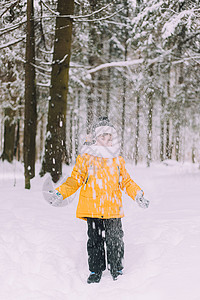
[42, 176, 74, 207]
[135, 190, 149, 209]
[47, 190, 63, 206]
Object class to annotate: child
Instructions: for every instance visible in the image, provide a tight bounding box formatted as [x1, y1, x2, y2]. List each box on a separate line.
[50, 117, 149, 284]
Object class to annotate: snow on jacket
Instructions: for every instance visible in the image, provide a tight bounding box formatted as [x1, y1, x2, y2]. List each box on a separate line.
[56, 146, 142, 220]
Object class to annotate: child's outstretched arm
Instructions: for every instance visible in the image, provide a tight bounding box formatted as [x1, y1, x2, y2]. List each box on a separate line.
[119, 157, 141, 198]
[119, 157, 149, 208]
[55, 155, 87, 200]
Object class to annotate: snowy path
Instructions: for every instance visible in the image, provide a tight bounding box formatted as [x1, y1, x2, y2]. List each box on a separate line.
[0, 161, 200, 300]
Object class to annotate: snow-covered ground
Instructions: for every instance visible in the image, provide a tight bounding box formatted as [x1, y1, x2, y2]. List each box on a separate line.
[0, 160, 200, 300]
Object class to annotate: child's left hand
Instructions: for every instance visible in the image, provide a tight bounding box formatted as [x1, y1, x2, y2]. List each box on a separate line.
[135, 190, 150, 209]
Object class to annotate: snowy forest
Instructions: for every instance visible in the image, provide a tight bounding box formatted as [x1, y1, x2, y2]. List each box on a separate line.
[0, 0, 200, 188]
[1, 1, 200, 298]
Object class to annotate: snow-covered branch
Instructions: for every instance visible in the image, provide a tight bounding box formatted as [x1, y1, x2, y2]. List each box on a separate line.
[0, 36, 25, 50]
[69, 3, 112, 19]
[57, 54, 68, 64]
[36, 54, 69, 66]
[0, 19, 26, 36]
[40, 0, 59, 16]
[35, 58, 52, 66]
[40, 1, 112, 19]
[70, 63, 89, 69]
[35, 68, 51, 78]
[36, 82, 50, 87]
[38, 48, 53, 55]
[35, 6, 123, 23]
[103, 20, 130, 28]
[162, 9, 198, 39]
[70, 7, 124, 23]
[172, 56, 200, 65]
[30, 62, 51, 73]
[147, 49, 173, 66]
[132, 1, 164, 26]
[87, 59, 144, 74]
[0, 0, 19, 18]
[86, 49, 200, 75]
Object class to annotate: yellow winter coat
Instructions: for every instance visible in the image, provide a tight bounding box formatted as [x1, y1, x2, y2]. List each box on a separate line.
[56, 154, 141, 220]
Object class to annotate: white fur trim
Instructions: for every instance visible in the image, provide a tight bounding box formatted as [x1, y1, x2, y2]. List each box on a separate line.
[80, 144, 120, 158]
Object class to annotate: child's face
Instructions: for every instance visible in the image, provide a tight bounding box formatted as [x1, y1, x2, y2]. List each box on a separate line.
[96, 133, 112, 147]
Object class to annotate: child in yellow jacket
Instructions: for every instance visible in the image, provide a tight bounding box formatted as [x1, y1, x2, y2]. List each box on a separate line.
[49, 117, 149, 283]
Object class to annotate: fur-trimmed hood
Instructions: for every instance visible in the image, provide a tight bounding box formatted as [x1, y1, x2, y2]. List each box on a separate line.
[80, 144, 120, 158]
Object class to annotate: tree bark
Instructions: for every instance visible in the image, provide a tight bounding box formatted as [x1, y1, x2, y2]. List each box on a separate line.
[175, 122, 180, 161]
[134, 94, 140, 165]
[86, 1, 98, 132]
[147, 92, 153, 167]
[121, 0, 129, 153]
[96, 69, 103, 117]
[74, 90, 80, 158]
[105, 41, 112, 116]
[1, 107, 16, 162]
[165, 73, 170, 159]
[192, 146, 196, 164]
[41, 0, 74, 182]
[160, 94, 165, 161]
[24, 0, 37, 189]
[39, 114, 44, 161]
[14, 117, 20, 161]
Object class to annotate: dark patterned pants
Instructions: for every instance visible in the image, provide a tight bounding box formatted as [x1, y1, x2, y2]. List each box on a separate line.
[87, 218, 124, 273]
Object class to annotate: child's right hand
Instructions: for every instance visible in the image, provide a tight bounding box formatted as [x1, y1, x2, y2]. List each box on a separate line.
[47, 190, 63, 206]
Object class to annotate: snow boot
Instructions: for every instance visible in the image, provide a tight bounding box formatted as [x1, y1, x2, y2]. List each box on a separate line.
[87, 271, 102, 284]
[111, 270, 123, 281]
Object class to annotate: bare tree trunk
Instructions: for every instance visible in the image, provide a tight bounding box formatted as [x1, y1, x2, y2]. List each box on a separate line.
[24, 0, 37, 189]
[87, 77, 95, 133]
[134, 94, 140, 165]
[160, 94, 165, 161]
[41, 0, 74, 182]
[175, 62, 184, 162]
[1, 62, 20, 163]
[69, 110, 73, 163]
[168, 131, 174, 160]
[192, 145, 196, 163]
[74, 90, 80, 158]
[96, 70, 103, 117]
[147, 92, 153, 167]
[14, 117, 20, 161]
[1, 107, 16, 162]
[39, 114, 44, 161]
[166, 117, 170, 158]
[175, 121, 180, 161]
[15, 101, 22, 161]
[121, 0, 129, 153]
[105, 41, 112, 116]
[121, 77, 126, 153]
[174, 21, 185, 162]
[86, 0, 98, 132]
[165, 68, 171, 159]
